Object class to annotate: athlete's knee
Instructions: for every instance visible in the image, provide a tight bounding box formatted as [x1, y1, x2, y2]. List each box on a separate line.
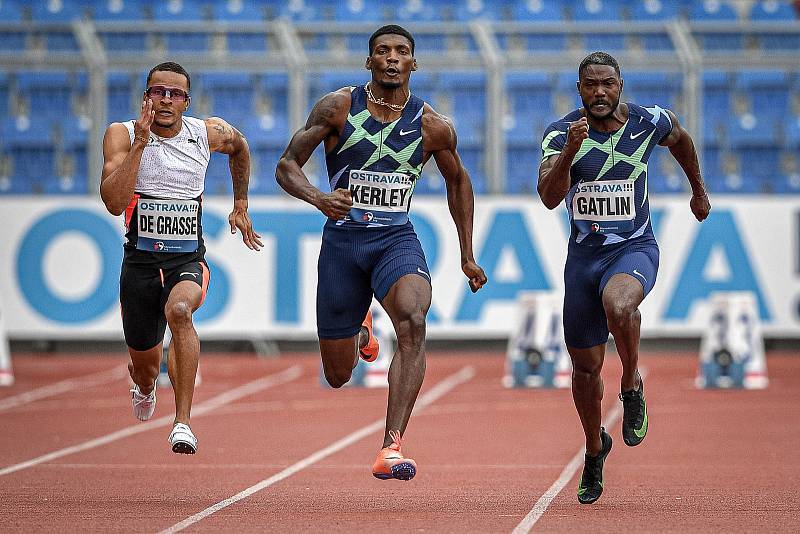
[394, 309, 427, 344]
[166, 300, 194, 327]
[604, 299, 639, 328]
[323, 366, 352, 388]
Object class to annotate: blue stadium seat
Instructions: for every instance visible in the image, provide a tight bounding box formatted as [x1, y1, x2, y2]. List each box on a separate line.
[413, 172, 446, 195]
[688, 1, 738, 20]
[279, 0, 330, 21]
[453, 0, 508, 21]
[0, 0, 22, 20]
[571, 0, 623, 21]
[786, 116, 800, 148]
[413, 33, 448, 52]
[646, 149, 686, 194]
[750, 0, 797, 20]
[774, 173, 800, 193]
[739, 147, 780, 180]
[695, 31, 744, 51]
[736, 71, 789, 121]
[757, 31, 800, 51]
[629, 0, 681, 20]
[211, 0, 265, 21]
[153, 2, 210, 52]
[204, 152, 231, 195]
[624, 72, 678, 109]
[30, 0, 85, 21]
[0, 73, 8, 120]
[0, 0, 25, 53]
[513, 0, 564, 21]
[17, 72, 73, 120]
[107, 72, 137, 123]
[505, 146, 539, 195]
[728, 115, 778, 147]
[92, 0, 145, 20]
[506, 72, 553, 141]
[702, 71, 732, 142]
[640, 33, 675, 52]
[199, 73, 256, 124]
[251, 146, 284, 194]
[441, 73, 485, 145]
[3, 117, 57, 193]
[334, 0, 383, 21]
[395, 0, 447, 22]
[93, 0, 147, 50]
[240, 115, 289, 145]
[583, 33, 626, 54]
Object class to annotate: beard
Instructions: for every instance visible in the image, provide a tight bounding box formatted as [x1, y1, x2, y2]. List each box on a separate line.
[376, 77, 403, 89]
[583, 98, 618, 120]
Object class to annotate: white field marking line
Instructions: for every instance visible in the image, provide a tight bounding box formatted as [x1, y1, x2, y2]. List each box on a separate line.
[511, 368, 649, 534]
[0, 365, 302, 477]
[0, 365, 128, 412]
[159, 365, 476, 534]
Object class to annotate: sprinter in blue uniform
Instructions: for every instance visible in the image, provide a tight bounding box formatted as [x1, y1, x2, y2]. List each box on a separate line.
[538, 52, 711, 504]
[276, 25, 487, 481]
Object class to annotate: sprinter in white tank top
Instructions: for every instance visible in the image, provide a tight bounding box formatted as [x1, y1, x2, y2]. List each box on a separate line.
[100, 62, 262, 454]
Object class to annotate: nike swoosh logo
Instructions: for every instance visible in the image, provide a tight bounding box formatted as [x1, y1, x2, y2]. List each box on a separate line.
[629, 130, 646, 140]
[634, 404, 648, 438]
[632, 269, 646, 282]
[399, 129, 417, 136]
[417, 268, 430, 280]
[179, 272, 199, 278]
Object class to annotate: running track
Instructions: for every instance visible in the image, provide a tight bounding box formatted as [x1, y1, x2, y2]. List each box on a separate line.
[1, 351, 797, 533]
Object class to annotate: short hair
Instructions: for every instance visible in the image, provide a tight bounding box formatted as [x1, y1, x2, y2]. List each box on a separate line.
[146, 61, 191, 91]
[368, 24, 415, 56]
[578, 52, 621, 79]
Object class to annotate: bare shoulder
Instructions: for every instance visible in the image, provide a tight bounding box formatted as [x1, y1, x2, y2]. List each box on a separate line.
[103, 122, 132, 152]
[307, 87, 352, 128]
[422, 103, 456, 152]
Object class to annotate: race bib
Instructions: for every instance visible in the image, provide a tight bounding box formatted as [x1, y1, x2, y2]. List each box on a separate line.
[572, 179, 636, 234]
[347, 170, 414, 226]
[135, 198, 199, 253]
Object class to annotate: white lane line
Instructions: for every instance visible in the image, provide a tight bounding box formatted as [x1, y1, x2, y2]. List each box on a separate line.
[0, 365, 302, 477]
[0, 365, 128, 412]
[159, 365, 476, 534]
[512, 369, 649, 533]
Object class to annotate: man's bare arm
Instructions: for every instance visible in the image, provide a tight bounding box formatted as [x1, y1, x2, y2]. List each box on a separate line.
[206, 117, 250, 201]
[537, 117, 588, 210]
[206, 116, 263, 250]
[275, 89, 353, 219]
[425, 109, 487, 292]
[99, 98, 154, 215]
[659, 110, 711, 222]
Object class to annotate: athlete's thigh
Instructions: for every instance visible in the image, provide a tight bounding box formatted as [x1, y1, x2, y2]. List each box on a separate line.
[381, 273, 432, 326]
[371, 225, 431, 302]
[599, 244, 659, 300]
[316, 228, 373, 340]
[162, 260, 210, 312]
[563, 252, 608, 349]
[120, 263, 166, 352]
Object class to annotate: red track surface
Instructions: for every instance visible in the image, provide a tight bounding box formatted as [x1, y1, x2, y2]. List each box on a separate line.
[1, 351, 798, 533]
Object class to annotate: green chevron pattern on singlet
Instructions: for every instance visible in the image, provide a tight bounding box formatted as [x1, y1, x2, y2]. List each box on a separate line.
[337, 108, 424, 177]
[573, 126, 656, 183]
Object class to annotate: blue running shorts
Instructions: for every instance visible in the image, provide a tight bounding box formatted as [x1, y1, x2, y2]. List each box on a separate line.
[316, 220, 431, 339]
[563, 238, 659, 349]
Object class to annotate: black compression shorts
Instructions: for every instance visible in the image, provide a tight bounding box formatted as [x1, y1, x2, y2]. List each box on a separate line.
[120, 259, 210, 351]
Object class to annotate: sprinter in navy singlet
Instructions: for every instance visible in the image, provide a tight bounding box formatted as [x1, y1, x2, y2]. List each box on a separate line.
[276, 25, 487, 481]
[100, 62, 261, 454]
[538, 52, 711, 504]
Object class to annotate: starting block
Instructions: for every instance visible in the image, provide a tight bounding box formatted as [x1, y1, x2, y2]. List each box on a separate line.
[697, 291, 768, 389]
[320, 303, 393, 388]
[504, 291, 571, 388]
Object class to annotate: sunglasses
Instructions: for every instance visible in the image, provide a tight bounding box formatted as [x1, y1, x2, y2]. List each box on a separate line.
[145, 86, 189, 102]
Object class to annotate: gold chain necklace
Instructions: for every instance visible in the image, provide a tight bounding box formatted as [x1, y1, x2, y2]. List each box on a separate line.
[365, 82, 411, 113]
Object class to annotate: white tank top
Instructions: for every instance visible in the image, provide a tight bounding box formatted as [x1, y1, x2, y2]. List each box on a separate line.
[123, 116, 210, 199]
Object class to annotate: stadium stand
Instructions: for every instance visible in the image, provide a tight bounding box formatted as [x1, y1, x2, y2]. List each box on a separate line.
[0, 0, 797, 195]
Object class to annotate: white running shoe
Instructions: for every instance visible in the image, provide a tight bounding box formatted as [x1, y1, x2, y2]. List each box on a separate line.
[130, 383, 156, 421]
[169, 422, 197, 454]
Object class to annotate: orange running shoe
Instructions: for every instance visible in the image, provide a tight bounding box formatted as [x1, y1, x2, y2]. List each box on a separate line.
[372, 430, 417, 481]
[359, 310, 379, 363]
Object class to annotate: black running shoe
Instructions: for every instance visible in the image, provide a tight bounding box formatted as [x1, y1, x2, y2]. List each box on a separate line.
[577, 427, 612, 504]
[620, 375, 648, 447]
